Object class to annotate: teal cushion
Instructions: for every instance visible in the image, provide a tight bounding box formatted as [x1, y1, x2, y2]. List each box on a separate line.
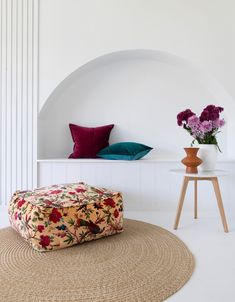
[97, 142, 153, 160]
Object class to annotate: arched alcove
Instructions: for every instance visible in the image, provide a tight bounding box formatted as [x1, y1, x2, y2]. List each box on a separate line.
[38, 49, 235, 160]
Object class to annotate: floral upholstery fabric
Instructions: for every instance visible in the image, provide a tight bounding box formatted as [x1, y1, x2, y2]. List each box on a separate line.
[8, 183, 123, 252]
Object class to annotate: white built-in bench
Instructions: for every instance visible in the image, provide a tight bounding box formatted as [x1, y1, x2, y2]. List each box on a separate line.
[37, 158, 235, 212]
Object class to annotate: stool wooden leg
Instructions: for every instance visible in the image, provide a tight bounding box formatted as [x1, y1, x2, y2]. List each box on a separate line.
[212, 177, 229, 233]
[194, 179, 198, 219]
[174, 176, 189, 230]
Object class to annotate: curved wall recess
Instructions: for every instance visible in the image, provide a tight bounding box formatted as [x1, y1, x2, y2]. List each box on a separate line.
[38, 49, 235, 160]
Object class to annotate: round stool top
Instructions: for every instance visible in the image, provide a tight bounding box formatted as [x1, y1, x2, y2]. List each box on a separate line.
[170, 169, 228, 178]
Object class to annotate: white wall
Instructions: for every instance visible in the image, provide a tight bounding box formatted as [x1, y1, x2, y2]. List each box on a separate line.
[38, 49, 231, 160]
[1, 0, 235, 210]
[39, 0, 235, 109]
[37, 0, 235, 213]
[38, 0, 235, 161]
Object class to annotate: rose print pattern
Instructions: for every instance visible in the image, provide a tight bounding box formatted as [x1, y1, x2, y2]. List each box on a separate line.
[8, 182, 123, 252]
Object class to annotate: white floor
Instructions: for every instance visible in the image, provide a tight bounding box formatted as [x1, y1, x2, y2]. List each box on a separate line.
[1, 208, 235, 302]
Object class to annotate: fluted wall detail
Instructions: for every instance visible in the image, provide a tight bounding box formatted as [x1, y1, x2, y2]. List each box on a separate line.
[0, 0, 38, 205]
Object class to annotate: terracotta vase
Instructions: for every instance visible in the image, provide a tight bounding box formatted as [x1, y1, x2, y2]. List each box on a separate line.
[181, 147, 202, 174]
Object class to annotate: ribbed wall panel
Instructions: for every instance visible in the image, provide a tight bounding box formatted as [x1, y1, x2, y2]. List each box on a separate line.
[0, 0, 38, 205]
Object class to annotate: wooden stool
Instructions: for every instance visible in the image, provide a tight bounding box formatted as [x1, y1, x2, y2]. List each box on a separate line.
[171, 169, 229, 233]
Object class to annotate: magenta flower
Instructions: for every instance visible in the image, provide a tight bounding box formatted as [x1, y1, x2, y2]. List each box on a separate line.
[200, 105, 223, 121]
[213, 118, 225, 128]
[177, 109, 195, 126]
[199, 121, 213, 133]
[219, 119, 225, 127]
[187, 115, 200, 129]
[200, 109, 210, 121]
[177, 104, 225, 151]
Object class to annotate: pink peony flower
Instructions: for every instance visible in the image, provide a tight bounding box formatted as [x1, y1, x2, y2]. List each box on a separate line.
[37, 225, 45, 233]
[104, 198, 116, 208]
[39, 235, 51, 248]
[49, 208, 62, 223]
[75, 188, 86, 193]
[114, 209, 119, 218]
[17, 199, 26, 209]
[50, 190, 62, 194]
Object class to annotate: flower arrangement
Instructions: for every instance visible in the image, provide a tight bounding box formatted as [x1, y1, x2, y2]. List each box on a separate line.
[177, 105, 225, 151]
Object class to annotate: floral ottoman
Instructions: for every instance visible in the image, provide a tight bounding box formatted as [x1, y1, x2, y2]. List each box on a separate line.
[8, 182, 123, 252]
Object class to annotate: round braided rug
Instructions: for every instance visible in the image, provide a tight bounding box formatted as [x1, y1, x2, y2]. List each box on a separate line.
[0, 219, 194, 302]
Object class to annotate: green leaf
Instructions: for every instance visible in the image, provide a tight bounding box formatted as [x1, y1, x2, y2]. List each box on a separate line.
[80, 219, 88, 227]
[107, 213, 111, 224]
[68, 218, 75, 226]
[64, 234, 74, 245]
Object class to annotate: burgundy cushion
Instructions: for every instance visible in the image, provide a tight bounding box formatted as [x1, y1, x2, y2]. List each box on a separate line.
[69, 123, 114, 158]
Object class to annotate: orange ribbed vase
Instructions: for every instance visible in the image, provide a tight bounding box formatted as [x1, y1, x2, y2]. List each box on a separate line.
[181, 147, 202, 174]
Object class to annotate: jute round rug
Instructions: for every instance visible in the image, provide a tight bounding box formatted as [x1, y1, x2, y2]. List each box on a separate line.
[0, 219, 194, 302]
